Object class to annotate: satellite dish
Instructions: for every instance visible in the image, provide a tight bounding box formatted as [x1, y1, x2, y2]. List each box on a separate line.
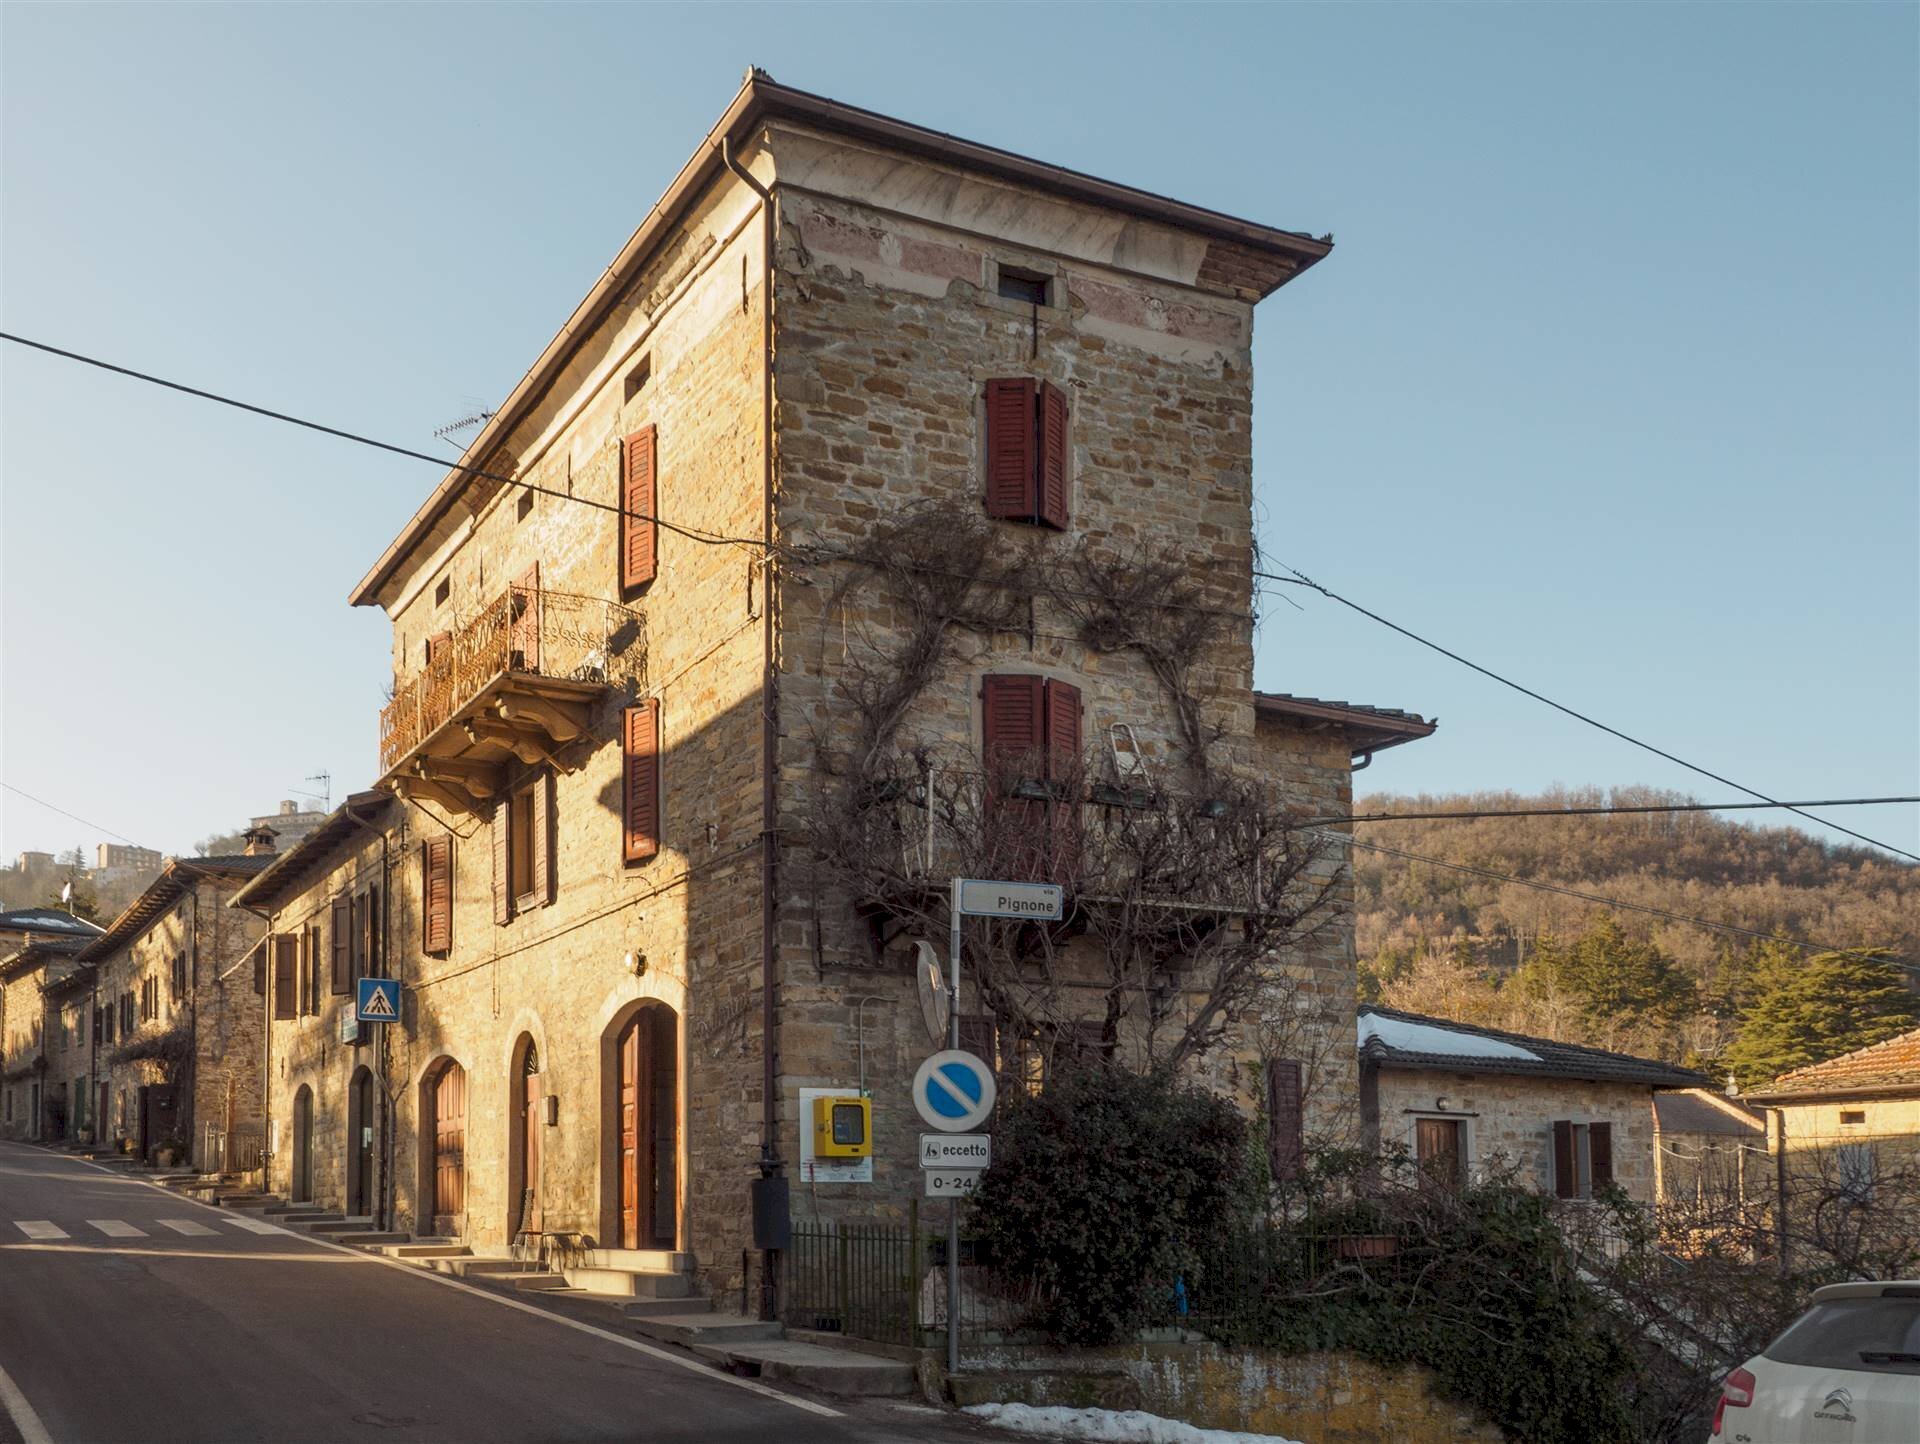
[914, 940, 951, 1046]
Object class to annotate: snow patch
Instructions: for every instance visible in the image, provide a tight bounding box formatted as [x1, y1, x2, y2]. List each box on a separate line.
[1358, 1013, 1539, 1062]
[963, 1402, 1302, 1444]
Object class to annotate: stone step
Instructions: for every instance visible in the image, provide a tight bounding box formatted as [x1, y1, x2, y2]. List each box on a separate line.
[695, 1339, 915, 1398]
[315, 1219, 381, 1234]
[628, 1312, 784, 1348]
[562, 1265, 692, 1299]
[381, 1242, 470, 1259]
[321, 1231, 412, 1247]
[254, 1201, 326, 1216]
[570, 1247, 694, 1274]
[433, 1258, 543, 1278]
[563, 1291, 716, 1321]
[504, 1273, 570, 1292]
[280, 1214, 348, 1230]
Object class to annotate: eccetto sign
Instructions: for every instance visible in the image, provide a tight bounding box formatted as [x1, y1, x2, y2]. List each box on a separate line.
[920, 1133, 990, 1168]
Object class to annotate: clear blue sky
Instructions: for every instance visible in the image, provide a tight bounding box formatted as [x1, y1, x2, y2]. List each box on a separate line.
[2, 3, 1915, 865]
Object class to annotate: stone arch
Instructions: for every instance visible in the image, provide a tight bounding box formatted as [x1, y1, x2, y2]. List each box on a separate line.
[597, 994, 684, 1252]
[506, 1031, 544, 1240]
[419, 1054, 468, 1238]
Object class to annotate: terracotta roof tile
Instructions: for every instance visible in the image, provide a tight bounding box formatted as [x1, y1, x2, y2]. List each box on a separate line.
[1746, 1026, 1920, 1101]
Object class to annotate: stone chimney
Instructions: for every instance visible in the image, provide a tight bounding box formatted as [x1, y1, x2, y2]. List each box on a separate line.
[242, 824, 278, 857]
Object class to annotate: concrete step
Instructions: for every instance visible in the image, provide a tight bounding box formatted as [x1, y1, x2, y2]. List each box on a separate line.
[433, 1258, 543, 1278]
[314, 1219, 381, 1234]
[562, 1265, 692, 1299]
[504, 1273, 570, 1292]
[571, 1247, 694, 1274]
[280, 1214, 347, 1230]
[696, 1339, 915, 1398]
[321, 1231, 412, 1247]
[628, 1312, 784, 1348]
[254, 1201, 325, 1216]
[380, 1242, 470, 1259]
[564, 1291, 715, 1321]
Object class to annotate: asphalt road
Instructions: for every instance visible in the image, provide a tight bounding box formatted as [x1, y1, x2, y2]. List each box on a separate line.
[0, 1142, 996, 1444]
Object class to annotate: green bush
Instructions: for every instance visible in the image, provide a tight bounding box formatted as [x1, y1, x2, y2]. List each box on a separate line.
[967, 1065, 1260, 1345]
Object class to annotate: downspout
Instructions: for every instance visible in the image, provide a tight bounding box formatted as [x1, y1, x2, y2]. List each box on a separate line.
[342, 800, 394, 1232]
[187, 882, 200, 1165]
[720, 132, 784, 1320]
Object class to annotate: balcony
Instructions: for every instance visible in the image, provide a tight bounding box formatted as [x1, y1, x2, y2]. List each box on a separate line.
[378, 585, 645, 814]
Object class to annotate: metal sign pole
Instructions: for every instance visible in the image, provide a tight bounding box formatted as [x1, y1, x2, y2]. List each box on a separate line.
[946, 876, 963, 1378]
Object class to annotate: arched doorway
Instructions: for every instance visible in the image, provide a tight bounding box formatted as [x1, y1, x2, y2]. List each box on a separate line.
[291, 1086, 314, 1204]
[508, 1038, 542, 1239]
[612, 1004, 678, 1251]
[346, 1066, 375, 1218]
[425, 1061, 466, 1238]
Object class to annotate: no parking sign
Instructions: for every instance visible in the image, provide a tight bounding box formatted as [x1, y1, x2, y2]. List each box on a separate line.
[912, 1049, 996, 1133]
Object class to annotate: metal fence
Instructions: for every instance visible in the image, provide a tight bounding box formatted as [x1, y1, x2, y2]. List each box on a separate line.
[201, 1123, 264, 1175]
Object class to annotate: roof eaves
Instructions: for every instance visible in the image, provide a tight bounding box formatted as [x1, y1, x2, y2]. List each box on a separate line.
[230, 791, 395, 913]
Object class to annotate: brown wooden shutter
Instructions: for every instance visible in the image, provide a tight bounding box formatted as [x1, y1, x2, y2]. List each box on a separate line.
[493, 796, 513, 924]
[531, 771, 554, 906]
[273, 936, 297, 1020]
[621, 426, 658, 592]
[984, 378, 1037, 518]
[982, 674, 1044, 770]
[329, 896, 352, 994]
[1266, 1059, 1305, 1184]
[296, 928, 309, 1014]
[1042, 680, 1081, 780]
[1589, 1121, 1613, 1192]
[510, 560, 541, 673]
[427, 630, 452, 669]
[348, 893, 366, 982]
[1037, 381, 1069, 528]
[422, 836, 453, 955]
[252, 950, 266, 997]
[623, 700, 661, 865]
[1551, 1120, 1576, 1198]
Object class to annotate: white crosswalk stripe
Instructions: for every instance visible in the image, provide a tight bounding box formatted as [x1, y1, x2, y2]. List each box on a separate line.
[155, 1218, 216, 1236]
[87, 1219, 146, 1238]
[224, 1215, 286, 1234]
[13, 1221, 67, 1240]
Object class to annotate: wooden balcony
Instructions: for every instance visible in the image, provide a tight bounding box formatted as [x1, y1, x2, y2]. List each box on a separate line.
[378, 585, 645, 814]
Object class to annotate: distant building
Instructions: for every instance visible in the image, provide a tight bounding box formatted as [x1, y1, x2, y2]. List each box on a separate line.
[1652, 1087, 1768, 1208]
[14, 852, 56, 876]
[247, 800, 329, 854]
[96, 844, 163, 873]
[0, 911, 105, 1142]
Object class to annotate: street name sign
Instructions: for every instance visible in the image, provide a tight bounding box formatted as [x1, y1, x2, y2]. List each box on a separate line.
[920, 1133, 990, 1168]
[924, 1169, 981, 1199]
[356, 977, 401, 1024]
[954, 879, 1064, 921]
[912, 1050, 997, 1132]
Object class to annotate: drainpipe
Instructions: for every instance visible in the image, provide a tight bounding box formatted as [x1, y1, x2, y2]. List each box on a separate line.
[187, 881, 200, 1166]
[341, 800, 393, 1232]
[720, 132, 785, 1321]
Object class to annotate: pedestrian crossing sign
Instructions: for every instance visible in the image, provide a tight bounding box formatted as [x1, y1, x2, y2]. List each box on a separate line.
[356, 977, 401, 1024]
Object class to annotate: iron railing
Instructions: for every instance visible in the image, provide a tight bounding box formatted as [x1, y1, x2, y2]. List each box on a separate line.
[202, 1122, 264, 1174]
[378, 586, 645, 774]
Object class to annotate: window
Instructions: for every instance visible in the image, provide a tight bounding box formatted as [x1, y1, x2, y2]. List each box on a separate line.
[622, 701, 661, 866]
[273, 936, 297, 1021]
[516, 489, 534, 523]
[422, 835, 454, 955]
[620, 425, 658, 594]
[330, 896, 352, 994]
[1765, 1294, 1920, 1376]
[996, 266, 1050, 306]
[1837, 1142, 1877, 1203]
[170, 952, 187, 1001]
[624, 355, 652, 403]
[1266, 1060, 1305, 1184]
[1416, 1117, 1466, 1188]
[1840, 1109, 1867, 1126]
[982, 378, 1070, 528]
[1551, 1119, 1614, 1200]
[981, 674, 1083, 882]
[493, 773, 555, 920]
[434, 576, 451, 608]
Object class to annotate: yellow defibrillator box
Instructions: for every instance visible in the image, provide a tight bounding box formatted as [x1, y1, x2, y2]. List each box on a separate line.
[812, 1094, 872, 1159]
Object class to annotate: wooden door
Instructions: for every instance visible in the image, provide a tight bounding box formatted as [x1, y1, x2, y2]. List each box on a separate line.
[291, 1089, 313, 1203]
[520, 1063, 542, 1236]
[432, 1064, 466, 1234]
[617, 1008, 678, 1251]
[1415, 1118, 1463, 1188]
[349, 1070, 374, 1216]
[619, 1018, 640, 1249]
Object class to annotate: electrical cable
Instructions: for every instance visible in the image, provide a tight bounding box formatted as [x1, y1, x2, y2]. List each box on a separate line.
[1302, 796, 1920, 828]
[1260, 563, 1920, 863]
[1, 782, 146, 848]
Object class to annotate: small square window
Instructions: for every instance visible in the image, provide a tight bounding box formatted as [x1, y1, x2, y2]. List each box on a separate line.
[625, 356, 652, 403]
[997, 267, 1049, 306]
[517, 489, 534, 522]
[1840, 1110, 1866, 1126]
[434, 577, 451, 607]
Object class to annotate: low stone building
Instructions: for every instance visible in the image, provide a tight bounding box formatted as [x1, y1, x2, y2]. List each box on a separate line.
[75, 843, 272, 1165]
[1652, 1086, 1767, 1209]
[1358, 1004, 1705, 1203]
[1, 927, 100, 1141]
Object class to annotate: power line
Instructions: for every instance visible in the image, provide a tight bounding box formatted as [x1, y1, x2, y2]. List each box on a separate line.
[1, 783, 145, 849]
[1326, 830, 1916, 971]
[1261, 563, 1920, 864]
[1299, 796, 1920, 828]
[0, 332, 769, 554]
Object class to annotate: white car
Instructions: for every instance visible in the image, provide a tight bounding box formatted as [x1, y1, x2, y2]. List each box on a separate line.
[1710, 1280, 1920, 1442]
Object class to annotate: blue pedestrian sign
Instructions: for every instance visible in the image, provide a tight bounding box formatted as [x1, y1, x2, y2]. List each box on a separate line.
[912, 1050, 997, 1133]
[356, 977, 401, 1024]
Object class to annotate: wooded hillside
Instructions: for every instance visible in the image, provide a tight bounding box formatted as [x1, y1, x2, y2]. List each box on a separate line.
[1352, 787, 1919, 1074]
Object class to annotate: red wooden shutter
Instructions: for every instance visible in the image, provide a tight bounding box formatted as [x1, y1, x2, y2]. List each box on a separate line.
[984, 379, 1037, 518]
[273, 936, 296, 1020]
[492, 796, 513, 924]
[1038, 381, 1069, 528]
[982, 674, 1044, 772]
[1266, 1059, 1305, 1183]
[422, 836, 453, 955]
[1042, 679, 1083, 883]
[1042, 680, 1081, 780]
[510, 561, 541, 672]
[1589, 1121, 1613, 1192]
[329, 897, 351, 994]
[623, 701, 660, 865]
[1551, 1120, 1576, 1198]
[427, 630, 452, 669]
[531, 771, 554, 906]
[365, 884, 381, 975]
[621, 426, 658, 592]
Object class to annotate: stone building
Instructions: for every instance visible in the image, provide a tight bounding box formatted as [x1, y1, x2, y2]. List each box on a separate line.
[324, 74, 1431, 1297]
[1652, 1087, 1768, 1209]
[1358, 1004, 1705, 1204]
[75, 845, 271, 1164]
[1, 928, 100, 1141]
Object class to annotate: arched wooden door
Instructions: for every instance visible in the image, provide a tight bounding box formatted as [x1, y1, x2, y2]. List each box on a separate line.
[515, 1043, 542, 1238]
[430, 1062, 466, 1237]
[347, 1068, 375, 1218]
[291, 1087, 313, 1203]
[617, 1007, 678, 1251]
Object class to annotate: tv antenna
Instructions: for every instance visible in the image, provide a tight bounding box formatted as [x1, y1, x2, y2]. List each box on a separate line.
[292, 771, 331, 812]
[433, 401, 495, 450]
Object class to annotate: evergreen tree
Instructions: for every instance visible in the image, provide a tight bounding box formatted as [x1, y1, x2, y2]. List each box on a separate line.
[1724, 949, 1920, 1089]
[44, 868, 101, 923]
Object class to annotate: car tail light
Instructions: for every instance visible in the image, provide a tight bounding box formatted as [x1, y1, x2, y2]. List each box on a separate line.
[1711, 1366, 1756, 1436]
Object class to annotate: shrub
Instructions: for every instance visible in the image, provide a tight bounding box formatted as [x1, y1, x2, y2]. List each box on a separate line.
[967, 1065, 1259, 1345]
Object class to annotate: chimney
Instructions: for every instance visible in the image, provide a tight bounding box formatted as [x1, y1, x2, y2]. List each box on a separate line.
[242, 824, 278, 857]
[280, 800, 298, 816]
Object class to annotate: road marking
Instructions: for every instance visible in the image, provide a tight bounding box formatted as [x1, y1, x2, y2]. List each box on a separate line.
[225, 1214, 288, 1235]
[58, 1153, 845, 1421]
[0, 1357, 54, 1444]
[13, 1221, 67, 1240]
[155, 1218, 216, 1236]
[88, 1218, 146, 1237]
